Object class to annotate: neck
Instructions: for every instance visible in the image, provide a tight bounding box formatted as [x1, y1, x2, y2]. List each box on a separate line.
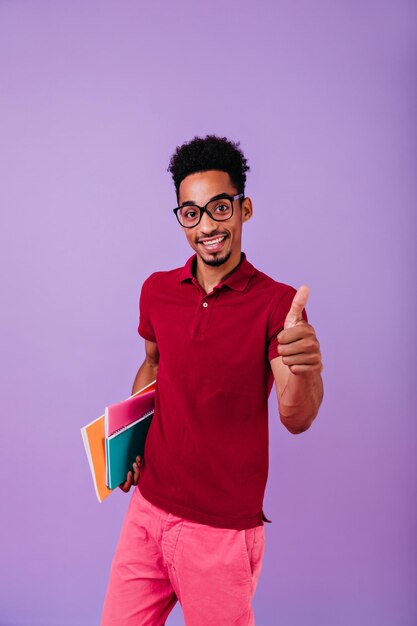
[195, 249, 242, 294]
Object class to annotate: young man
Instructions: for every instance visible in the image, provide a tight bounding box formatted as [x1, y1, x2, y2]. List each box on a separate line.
[101, 135, 323, 626]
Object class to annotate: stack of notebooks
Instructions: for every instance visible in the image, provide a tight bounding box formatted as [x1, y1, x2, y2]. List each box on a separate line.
[81, 380, 156, 502]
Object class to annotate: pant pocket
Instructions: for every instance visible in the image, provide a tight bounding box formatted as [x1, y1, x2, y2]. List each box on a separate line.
[243, 526, 265, 580]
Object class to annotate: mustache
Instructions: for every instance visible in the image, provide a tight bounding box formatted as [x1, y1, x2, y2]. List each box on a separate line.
[196, 231, 227, 242]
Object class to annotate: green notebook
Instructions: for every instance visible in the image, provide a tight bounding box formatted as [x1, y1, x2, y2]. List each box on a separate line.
[105, 411, 153, 489]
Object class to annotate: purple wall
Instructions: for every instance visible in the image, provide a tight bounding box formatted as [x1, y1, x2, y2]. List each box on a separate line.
[1, 1, 416, 624]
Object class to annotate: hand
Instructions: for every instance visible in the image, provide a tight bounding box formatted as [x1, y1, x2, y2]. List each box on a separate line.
[119, 455, 142, 493]
[277, 286, 322, 375]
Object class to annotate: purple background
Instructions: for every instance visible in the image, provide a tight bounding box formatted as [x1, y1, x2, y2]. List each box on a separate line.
[1, 1, 416, 625]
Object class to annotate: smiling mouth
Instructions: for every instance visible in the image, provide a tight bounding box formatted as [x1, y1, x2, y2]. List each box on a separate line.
[198, 235, 227, 249]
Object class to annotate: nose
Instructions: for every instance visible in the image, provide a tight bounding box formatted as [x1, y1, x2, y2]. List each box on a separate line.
[198, 208, 218, 232]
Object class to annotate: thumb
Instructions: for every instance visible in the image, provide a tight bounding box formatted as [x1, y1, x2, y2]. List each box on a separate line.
[284, 285, 310, 329]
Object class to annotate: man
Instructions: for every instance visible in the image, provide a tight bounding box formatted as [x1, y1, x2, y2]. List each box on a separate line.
[101, 135, 323, 626]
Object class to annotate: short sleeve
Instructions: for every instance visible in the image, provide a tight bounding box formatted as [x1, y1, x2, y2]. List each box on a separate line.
[137, 276, 157, 342]
[268, 287, 308, 362]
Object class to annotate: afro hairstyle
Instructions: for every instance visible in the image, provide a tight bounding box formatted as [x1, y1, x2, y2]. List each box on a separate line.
[167, 134, 250, 201]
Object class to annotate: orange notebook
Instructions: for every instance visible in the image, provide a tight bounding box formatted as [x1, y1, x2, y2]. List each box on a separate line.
[81, 414, 112, 502]
[81, 380, 156, 502]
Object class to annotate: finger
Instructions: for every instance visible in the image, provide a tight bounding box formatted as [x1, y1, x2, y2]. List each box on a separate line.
[284, 285, 310, 330]
[119, 470, 133, 492]
[281, 352, 322, 367]
[278, 340, 320, 359]
[132, 462, 140, 485]
[288, 362, 323, 375]
[278, 322, 313, 345]
[278, 330, 319, 355]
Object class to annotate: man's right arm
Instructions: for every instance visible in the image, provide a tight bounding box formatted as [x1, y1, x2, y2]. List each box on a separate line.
[119, 339, 159, 492]
[131, 339, 160, 394]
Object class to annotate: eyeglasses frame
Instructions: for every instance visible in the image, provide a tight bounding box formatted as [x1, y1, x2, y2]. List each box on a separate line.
[173, 192, 244, 228]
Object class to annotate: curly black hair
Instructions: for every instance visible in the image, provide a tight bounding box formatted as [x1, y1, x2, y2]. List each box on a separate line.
[167, 134, 250, 201]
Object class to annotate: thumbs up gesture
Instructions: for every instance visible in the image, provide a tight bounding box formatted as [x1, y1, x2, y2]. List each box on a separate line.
[277, 286, 322, 376]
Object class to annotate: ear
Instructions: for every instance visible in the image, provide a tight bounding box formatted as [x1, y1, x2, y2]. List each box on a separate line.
[241, 197, 253, 223]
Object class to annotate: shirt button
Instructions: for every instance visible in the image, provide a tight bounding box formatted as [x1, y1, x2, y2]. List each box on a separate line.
[203, 302, 208, 308]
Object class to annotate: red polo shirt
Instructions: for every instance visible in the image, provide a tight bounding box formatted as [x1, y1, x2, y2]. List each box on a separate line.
[137, 253, 306, 530]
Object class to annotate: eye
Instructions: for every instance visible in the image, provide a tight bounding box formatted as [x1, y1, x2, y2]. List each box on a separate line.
[183, 209, 197, 220]
[214, 203, 229, 214]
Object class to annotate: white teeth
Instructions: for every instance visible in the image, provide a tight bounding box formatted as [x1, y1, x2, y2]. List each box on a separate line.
[201, 237, 225, 246]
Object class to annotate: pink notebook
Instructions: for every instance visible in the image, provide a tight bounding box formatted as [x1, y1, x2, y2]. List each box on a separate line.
[105, 381, 156, 437]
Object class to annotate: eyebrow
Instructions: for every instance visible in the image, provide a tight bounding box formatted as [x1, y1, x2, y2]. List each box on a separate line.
[179, 192, 230, 208]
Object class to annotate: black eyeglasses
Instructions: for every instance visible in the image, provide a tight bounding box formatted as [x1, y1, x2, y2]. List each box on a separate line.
[173, 193, 244, 228]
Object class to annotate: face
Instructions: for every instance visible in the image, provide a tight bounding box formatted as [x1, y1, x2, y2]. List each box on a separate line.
[177, 170, 252, 269]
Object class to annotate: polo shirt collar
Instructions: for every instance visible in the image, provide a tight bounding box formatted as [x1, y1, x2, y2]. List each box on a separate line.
[179, 252, 255, 292]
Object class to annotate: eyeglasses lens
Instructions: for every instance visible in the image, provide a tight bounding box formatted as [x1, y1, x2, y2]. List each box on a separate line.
[178, 198, 233, 227]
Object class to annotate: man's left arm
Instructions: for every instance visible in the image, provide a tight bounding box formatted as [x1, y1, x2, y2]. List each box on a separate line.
[270, 286, 323, 434]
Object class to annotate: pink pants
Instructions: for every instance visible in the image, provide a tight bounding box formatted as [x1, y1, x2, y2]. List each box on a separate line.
[101, 486, 265, 625]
